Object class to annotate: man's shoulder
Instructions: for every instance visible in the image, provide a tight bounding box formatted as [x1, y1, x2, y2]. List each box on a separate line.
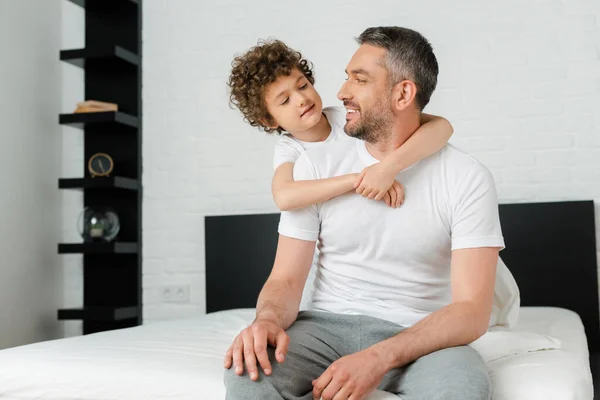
[436, 144, 497, 194]
[439, 144, 493, 175]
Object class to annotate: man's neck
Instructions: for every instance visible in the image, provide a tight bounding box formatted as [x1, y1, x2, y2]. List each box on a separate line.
[365, 113, 421, 161]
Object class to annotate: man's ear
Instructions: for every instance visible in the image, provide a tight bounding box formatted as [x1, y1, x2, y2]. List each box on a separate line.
[392, 80, 418, 112]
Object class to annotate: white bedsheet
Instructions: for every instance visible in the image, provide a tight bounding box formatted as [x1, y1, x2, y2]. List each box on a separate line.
[0, 307, 592, 400]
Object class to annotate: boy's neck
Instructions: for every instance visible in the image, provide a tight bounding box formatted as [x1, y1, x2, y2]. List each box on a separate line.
[290, 113, 332, 143]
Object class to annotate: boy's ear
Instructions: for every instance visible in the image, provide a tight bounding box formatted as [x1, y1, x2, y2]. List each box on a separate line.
[259, 117, 279, 130]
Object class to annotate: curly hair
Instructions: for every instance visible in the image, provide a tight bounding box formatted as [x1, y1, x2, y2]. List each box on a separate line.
[227, 39, 315, 134]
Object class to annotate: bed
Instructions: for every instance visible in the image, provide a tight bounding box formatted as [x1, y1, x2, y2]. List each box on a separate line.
[0, 200, 597, 399]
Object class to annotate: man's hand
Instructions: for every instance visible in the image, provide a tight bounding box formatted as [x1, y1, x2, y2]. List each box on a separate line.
[312, 348, 389, 400]
[224, 318, 290, 381]
[354, 162, 404, 208]
[381, 181, 405, 208]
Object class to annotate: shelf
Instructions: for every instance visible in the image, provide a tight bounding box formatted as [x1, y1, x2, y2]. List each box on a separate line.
[62, 0, 142, 335]
[68, 0, 138, 8]
[59, 177, 139, 191]
[58, 242, 138, 254]
[59, 111, 138, 129]
[58, 306, 139, 321]
[60, 45, 139, 69]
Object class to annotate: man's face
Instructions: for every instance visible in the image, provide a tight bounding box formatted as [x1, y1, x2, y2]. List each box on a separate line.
[337, 44, 394, 143]
[263, 68, 323, 134]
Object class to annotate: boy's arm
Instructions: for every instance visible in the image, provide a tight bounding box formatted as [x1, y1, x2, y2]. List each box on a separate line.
[272, 163, 360, 211]
[355, 114, 454, 201]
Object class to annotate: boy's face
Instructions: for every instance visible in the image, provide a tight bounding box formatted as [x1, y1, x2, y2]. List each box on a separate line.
[337, 44, 393, 142]
[263, 68, 323, 134]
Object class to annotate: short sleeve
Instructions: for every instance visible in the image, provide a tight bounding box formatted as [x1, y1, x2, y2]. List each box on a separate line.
[277, 153, 320, 241]
[273, 136, 303, 170]
[450, 166, 505, 251]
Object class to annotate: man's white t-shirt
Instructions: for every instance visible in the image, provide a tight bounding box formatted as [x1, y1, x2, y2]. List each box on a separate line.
[272, 106, 348, 170]
[278, 138, 505, 328]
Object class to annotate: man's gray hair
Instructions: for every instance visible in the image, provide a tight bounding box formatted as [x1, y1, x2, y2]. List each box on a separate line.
[357, 26, 439, 110]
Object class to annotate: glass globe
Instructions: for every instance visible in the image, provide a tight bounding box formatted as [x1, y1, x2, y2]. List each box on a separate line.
[77, 206, 120, 242]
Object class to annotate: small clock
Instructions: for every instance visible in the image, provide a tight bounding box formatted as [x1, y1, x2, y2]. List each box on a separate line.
[88, 153, 114, 178]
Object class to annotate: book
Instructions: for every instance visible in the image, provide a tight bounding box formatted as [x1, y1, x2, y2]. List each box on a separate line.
[74, 100, 119, 112]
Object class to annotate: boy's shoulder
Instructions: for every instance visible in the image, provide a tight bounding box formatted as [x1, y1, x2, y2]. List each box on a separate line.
[274, 132, 304, 153]
[322, 105, 347, 129]
[322, 105, 350, 145]
[299, 134, 358, 172]
[322, 105, 346, 115]
[272, 133, 306, 170]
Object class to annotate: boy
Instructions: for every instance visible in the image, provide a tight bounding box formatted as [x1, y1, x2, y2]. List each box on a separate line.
[227, 38, 453, 210]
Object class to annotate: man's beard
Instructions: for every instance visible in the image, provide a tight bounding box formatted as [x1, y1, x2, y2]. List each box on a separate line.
[344, 95, 394, 144]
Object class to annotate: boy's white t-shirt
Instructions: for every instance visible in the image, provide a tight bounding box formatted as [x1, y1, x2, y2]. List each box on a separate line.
[272, 106, 348, 170]
[278, 138, 505, 328]
[271, 105, 347, 307]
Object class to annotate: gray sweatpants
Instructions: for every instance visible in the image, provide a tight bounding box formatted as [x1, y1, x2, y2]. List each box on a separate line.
[224, 310, 491, 400]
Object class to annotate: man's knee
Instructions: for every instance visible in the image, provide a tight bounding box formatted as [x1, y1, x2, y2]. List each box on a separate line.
[412, 362, 491, 400]
[441, 361, 491, 400]
[224, 366, 283, 400]
[432, 348, 491, 400]
[402, 346, 491, 400]
[223, 367, 249, 400]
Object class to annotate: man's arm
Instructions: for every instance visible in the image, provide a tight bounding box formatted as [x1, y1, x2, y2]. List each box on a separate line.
[311, 247, 499, 400]
[255, 234, 317, 329]
[370, 247, 499, 370]
[224, 234, 316, 380]
[226, 151, 325, 380]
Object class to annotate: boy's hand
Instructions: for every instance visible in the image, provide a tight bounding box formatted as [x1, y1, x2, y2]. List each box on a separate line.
[355, 162, 405, 208]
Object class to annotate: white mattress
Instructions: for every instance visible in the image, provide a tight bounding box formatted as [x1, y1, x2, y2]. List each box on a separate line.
[0, 307, 592, 400]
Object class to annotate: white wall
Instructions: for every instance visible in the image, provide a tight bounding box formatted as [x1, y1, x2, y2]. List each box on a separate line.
[60, 0, 85, 338]
[139, 0, 600, 322]
[0, 0, 64, 348]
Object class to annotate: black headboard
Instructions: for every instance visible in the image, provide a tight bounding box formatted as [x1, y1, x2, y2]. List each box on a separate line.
[205, 200, 600, 352]
[497, 200, 599, 352]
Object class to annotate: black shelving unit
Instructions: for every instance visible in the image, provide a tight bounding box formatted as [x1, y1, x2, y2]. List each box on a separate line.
[58, 306, 139, 321]
[60, 46, 140, 69]
[67, 0, 139, 8]
[58, 0, 142, 335]
[59, 111, 139, 129]
[58, 242, 139, 254]
[59, 176, 140, 191]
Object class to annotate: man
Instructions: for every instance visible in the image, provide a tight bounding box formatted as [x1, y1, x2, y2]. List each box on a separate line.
[224, 26, 504, 400]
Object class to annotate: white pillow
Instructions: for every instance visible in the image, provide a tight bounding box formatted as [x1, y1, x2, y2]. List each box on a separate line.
[469, 330, 561, 363]
[488, 256, 521, 328]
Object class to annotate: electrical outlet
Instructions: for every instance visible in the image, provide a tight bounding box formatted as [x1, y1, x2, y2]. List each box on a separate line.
[162, 285, 190, 303]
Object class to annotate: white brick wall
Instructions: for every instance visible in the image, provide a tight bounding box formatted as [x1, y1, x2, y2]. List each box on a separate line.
[134, 0, 600, 322]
